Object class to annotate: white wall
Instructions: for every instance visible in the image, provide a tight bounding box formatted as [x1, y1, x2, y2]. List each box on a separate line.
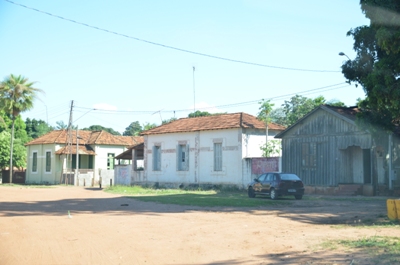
[144, 128, 268, 187]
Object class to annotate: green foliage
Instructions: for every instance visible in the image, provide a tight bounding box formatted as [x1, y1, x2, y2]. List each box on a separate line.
[83, 125, 121, 135]
[260, 139, 281, 157]
[257, 99, 274, 123]
[281, 95, 326, 127]
[162, 117, 177, 124]
[0, 131, 26, 169]
[25, 118, 53, 139]
[142, 122, 157, 131]
[123, 121, 142, 136]
[341, 0, 400, 131]
[55, 120, 68, 130]
[188, 110, 212, 118]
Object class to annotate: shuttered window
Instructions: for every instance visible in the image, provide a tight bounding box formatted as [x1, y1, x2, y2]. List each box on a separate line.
[32, 152, 37, 172]
[45, 151, 51, 172]
[214, 143, 222, 171]
[177, 144, 189, 171]
[153, 146, 161, 171]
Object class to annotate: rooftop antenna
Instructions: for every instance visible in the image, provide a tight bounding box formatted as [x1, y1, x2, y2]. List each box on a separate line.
[152, 109, 164, 124]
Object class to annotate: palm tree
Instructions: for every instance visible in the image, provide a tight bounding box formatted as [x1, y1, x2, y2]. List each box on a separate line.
[0, 74, 43, 183]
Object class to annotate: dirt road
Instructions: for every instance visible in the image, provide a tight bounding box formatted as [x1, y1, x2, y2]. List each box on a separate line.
[0, 186, 398, 265]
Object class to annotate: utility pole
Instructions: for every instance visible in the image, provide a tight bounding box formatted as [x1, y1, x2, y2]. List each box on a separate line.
[66, 100, 74, 185]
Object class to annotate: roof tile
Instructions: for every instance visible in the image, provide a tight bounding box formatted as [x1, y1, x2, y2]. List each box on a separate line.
[141, 112, 285, 135]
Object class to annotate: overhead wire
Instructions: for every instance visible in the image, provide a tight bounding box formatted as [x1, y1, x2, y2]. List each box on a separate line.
[4, 0, 340, 73]
[74, 82, 350, 114]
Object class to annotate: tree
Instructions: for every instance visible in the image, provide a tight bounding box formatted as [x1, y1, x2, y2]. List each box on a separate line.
[143, 122, 157, 131]
[188, 110, 212, 118]
[0, 131, 26, 169]
[281, 95, 326, 127]
[341, 0, 400, 131]
[0, 74, 43, 183]
[25, 118, 53, 139]
[162, 117, 177, 124]
[260, 140, 281, 157]
[257, 99, 274, 123]
[83, 125, 121, 135]
[123, 121, 142, 136]
[55, 120, 67, 130]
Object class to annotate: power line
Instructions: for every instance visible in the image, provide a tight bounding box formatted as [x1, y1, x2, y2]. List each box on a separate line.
[5, 0, 340, 73]
[73, 82, 349, 114]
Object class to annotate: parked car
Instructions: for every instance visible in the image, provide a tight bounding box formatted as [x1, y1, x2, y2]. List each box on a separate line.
[247, 172, 305, 200]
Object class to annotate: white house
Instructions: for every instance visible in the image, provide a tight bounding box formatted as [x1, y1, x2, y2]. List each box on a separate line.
[136, 112, 285, 188]
[25, 130, 142, 185]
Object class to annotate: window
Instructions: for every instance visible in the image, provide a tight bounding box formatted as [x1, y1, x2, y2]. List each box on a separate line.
[32, 152, 37, 172]
[214, 143, 222, 171]
[177, 144, 189, 171]
[153, 146, 161, 171]
[45, 151, 51, 172]
[107, 153, 115, 170]
[301, 143, 316, 168]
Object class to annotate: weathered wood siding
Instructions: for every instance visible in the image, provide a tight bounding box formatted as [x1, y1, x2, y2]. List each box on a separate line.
[281, 110, 372, 186]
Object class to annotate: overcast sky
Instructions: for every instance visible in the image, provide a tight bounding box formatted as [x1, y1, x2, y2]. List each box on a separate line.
[1, 0, 369, 133]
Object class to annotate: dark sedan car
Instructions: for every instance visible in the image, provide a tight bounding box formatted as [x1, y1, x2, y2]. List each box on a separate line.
[247, 172, 305, 200]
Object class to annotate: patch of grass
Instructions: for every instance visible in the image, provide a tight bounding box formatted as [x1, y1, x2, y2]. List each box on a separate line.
[0, 183, 55, 188]
[104, 185, 292, 207]
[322, 236, 400, 263]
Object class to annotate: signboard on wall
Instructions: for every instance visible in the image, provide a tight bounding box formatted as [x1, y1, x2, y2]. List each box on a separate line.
[251, 157, 279, 175]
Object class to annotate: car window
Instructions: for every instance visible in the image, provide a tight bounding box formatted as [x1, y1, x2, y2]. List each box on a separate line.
[258, 174, 266, 181]
[280, 174, 301, 181]
[265, 173, 273, 181]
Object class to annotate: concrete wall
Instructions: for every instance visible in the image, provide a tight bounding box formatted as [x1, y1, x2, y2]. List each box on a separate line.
[26, 143, 61, 184]
[141, 128, 279, 188]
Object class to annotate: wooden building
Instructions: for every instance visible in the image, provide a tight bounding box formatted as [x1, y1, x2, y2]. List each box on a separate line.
[275, 105, 400, 196]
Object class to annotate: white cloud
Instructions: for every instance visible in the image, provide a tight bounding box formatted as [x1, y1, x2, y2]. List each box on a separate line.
[92, 103, 117, 111]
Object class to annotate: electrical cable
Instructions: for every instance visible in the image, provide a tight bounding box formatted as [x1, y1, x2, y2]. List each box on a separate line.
[4, 0, 340, 73]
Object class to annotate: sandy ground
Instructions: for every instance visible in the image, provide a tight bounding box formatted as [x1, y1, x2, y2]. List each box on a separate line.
[0, 186, 398, 265]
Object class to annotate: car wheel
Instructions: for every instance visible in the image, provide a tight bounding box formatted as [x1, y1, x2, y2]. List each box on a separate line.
[248, 187, 256, 198]
[295, 195, 303, 200]
[270, 188, 277, 200]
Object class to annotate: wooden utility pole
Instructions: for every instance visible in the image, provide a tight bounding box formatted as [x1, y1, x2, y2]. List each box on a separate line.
[66, 100, 74, 185]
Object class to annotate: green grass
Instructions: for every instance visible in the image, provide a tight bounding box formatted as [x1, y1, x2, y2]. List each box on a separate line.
[0, 183, 55, 188]
[323, 236, 400, 263]
[104, 185, 292, 207]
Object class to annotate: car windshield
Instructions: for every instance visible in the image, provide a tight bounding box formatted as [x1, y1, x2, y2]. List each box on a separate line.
[280, 174, 301, 181]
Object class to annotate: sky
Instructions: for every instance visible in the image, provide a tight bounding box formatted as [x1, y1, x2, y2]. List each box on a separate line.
[1, 0, 370, 134]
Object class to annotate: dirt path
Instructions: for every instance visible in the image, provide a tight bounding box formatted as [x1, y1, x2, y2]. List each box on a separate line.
[0, 186, 398, 265]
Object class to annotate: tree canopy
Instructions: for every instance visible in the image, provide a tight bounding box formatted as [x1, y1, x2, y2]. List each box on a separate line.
[341, 0, 400, 131]
[123, 121, 142, 136]
[263, 95, 346, 127]
[83, 125, 121, 135]
[25, 118, 53, 139]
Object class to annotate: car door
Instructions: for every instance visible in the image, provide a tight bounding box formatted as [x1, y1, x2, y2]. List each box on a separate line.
[253, 174, 266, 192]
[261, 173, 273, 193]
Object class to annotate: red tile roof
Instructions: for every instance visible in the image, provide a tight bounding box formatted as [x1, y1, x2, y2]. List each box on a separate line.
[140, 112, 286, 135]
[26, 130, 143, 146]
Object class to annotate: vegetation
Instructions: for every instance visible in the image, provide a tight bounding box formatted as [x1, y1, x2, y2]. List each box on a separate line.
[123, 121, 142, 136]
[323, 236, 400, 263]
[260, 139, 281, 157]
[104, 185, 290, 207]
[83, 124, 121, 135]
[0, 131, 26, 169]
[341, 0, 400, 132]
[25, 118, 53, 139]
[0, 74, 43, 182]
[265, 95, 346, 127]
